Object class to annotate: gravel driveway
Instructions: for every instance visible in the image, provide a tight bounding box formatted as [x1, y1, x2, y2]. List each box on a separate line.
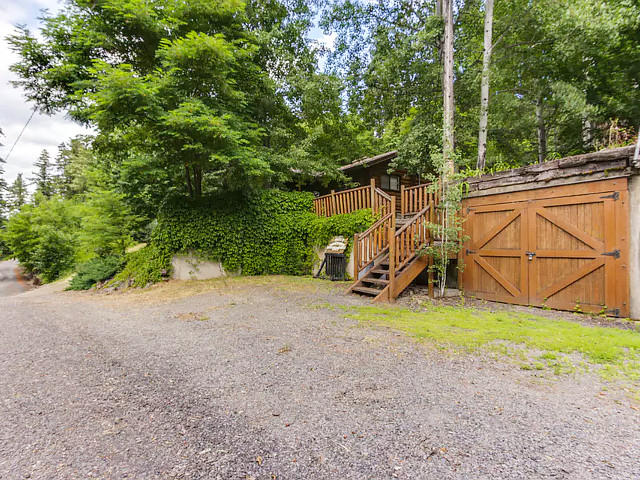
[0, 278, 638, 479]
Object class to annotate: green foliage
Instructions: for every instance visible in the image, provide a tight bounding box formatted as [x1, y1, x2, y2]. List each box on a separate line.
[322, 0, 640, 170]
[54, 136, 95, 198]
[2, 197, 80, 281]
[6, 174, 28, 214]
[114, 245, 172, 287]
[31, 150, 55, 200]
[68, 255, 123, 290]
[7, 0, 345, 198]
[154, 190, 316, 275]
[152, 190, 374, 279]
[77, 189, 139, 258]
[1, 189, 141, 283]
[308, 209, 375, 252]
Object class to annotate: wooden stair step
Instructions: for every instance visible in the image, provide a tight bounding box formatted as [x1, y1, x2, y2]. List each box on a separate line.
[371, 267, 389, 274]
[362, 277, 389, 286]
[352, 286, 384, 296]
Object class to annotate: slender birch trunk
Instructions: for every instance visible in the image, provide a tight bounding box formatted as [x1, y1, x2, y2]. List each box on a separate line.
[439, 0, 455, 297]
[476, 0, 494, 172]
[442, 0, 455, 176]
[535, 96, 547, 163]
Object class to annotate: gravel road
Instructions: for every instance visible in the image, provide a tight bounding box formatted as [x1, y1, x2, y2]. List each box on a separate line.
[0, 278, 638, 479]
[0, 260, 31, 298]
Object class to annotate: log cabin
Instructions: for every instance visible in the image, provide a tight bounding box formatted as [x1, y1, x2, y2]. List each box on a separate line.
[338, 151, 422, 210]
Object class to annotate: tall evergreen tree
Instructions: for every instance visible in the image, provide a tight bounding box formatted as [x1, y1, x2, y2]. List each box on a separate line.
[7, 174, 28, 213]
[31, 150, 55, 199]
[54, 136, 94, 199]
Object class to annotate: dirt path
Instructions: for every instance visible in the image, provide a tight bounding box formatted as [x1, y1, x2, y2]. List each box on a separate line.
[0, 279, 638, 479]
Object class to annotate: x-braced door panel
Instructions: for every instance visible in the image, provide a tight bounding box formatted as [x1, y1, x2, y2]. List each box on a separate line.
[527, 192, 624, 315]
[463, 203, 529, 305]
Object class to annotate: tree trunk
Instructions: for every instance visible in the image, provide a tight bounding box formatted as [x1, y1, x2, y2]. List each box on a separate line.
[438, 0, 456, 298]
[193, 165, 202, 198]
[185, 164, 194, 199]
[476, 0, 494, 172]
[535, 96, 547, 163]
[442, 0, 455, 175]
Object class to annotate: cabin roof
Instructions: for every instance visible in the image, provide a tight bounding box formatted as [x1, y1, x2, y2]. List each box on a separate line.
[338, 150, 398, 172]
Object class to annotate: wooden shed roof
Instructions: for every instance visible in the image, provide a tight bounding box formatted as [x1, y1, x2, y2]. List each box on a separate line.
[338, 150, 398, 172]
[466, 146, 640, 198]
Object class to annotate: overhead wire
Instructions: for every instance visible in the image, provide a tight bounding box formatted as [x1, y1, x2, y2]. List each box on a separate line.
[2, 107, 37, 162]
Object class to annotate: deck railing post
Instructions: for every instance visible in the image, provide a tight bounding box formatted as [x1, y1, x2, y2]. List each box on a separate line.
[388, 224, 396, 301]
[388, 196, 396, 301]
[400, 185, 405, 216]
[370, 178, 376, 213]
[353, 233, 360, 280]
[330, 189, 337, 216]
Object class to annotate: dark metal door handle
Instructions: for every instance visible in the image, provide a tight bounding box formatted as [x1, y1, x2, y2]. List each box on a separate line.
[526, 251, 536, 261]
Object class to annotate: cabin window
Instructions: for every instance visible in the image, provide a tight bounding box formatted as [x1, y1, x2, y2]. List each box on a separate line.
[380, 174, 400, 192]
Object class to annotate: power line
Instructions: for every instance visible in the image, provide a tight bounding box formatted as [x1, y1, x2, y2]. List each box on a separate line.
[3, 108, 37, 163]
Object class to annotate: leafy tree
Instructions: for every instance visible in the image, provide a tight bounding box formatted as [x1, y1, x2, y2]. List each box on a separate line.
[322, 0, 640, 171]
[7, 0, 326, 198]
[77, 189, 139, 258]
[31, 150, 55, 199]
[0, 128, 8, 257]
[3, 196, 80, 281]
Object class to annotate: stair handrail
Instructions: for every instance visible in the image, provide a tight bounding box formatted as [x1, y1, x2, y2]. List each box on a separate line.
[394, 203, 432, 272]
[353, 195, 396, 279]
[373, 187, 393, 216]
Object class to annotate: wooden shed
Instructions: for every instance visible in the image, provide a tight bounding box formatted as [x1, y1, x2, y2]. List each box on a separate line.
[460, 146, 640, 319]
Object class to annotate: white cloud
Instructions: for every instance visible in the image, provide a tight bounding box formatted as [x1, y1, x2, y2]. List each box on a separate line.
[0, 0, 90, 185]
[315, 31, 337, 51]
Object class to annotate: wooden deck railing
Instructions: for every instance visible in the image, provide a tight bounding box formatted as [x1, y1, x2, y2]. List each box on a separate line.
[400, 183, 437, 215]
[373, 188, 392, 217]
[313, 179, 393, 217]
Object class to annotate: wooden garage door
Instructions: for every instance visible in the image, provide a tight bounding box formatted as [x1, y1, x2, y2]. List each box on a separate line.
[462, 179, 629, 317]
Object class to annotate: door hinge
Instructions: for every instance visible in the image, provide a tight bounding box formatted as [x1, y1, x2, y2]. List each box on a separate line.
[602, 249, 620, 259]
[466, 206, 475, 213]
[466, 249, 476, 255]
[600, 192, 619, 201]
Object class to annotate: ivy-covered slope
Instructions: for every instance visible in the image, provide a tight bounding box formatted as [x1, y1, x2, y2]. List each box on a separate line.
[152, 190, 374, 277]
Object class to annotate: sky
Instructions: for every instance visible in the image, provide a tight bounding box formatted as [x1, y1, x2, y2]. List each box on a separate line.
[0, 0, 336, 186]
[0, 0, 91, 185]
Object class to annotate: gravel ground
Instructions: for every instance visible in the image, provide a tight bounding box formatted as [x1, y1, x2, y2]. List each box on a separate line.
[0, 278, 638, 479]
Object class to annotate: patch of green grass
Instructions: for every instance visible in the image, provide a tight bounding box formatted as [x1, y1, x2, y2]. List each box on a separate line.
[345, 305, 640, 378]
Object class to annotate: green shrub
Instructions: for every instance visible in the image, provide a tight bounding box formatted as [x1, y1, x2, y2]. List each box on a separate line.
[68, 255, 123, 290]
[34, 227, 77, 283]
[152, 190, 376, 277]
[113, 244, 172, 287]
[308, 209, 376, 253]
[3, 198, 80, 281]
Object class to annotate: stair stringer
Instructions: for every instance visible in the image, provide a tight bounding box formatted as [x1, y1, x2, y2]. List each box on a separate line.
[372, 254, 429, 302]
[345, 251, 389, 295]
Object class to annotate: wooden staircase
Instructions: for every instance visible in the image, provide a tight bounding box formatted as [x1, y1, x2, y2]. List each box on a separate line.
[347, 185, 438, 302]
